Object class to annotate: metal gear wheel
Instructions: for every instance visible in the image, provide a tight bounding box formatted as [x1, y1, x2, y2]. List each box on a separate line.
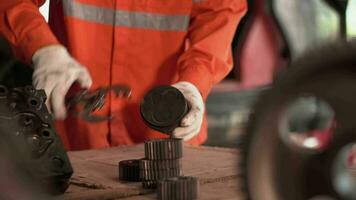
[139, 159, 181, 181]
[142, 181, 157, 189]
[157, 176, 199, 200]
[144, 138, 183, 160]
[118, 159, 141, 182]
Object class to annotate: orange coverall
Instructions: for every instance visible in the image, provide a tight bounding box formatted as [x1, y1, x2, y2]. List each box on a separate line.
[0, 0, 247, 150]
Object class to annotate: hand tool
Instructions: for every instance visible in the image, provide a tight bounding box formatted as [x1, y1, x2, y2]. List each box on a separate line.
[66, 84, 131, 122]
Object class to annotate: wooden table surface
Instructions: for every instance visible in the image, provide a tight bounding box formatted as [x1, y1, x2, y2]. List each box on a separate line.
[62, 145, 244, 200]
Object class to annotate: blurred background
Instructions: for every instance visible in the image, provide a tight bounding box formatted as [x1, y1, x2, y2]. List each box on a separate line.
[1, 0, 355, 148]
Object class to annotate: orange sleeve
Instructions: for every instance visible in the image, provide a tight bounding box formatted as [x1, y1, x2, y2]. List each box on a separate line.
[0, 0, 59, 64]
[177, 0, 247, 99]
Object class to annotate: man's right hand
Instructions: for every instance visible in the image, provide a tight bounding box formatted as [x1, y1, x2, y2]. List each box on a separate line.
[32, 45, 92, 119]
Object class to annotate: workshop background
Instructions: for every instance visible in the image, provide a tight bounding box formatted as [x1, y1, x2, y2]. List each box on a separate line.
[0, 0, 355, 148]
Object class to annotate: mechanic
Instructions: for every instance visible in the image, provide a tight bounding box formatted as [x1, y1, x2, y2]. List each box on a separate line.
[0, 0, 247, 150]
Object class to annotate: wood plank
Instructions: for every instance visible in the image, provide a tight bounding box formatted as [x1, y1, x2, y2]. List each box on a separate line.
[120, 178, 245, 200]
[63, 145, 242, 199]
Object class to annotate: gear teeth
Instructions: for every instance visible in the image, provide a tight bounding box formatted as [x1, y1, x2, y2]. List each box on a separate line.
[139, 159, 181, 181]
[144, 138, 183, 160]
[118, 159, 141, 182]
[140, 159, 181, 170]
[158, 176, 199, 200]
[142, 181, 157, 189]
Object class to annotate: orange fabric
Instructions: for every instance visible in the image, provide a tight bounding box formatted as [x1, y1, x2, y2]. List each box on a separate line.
[0, 0, 59, 63]
[0, 0, 247, 150]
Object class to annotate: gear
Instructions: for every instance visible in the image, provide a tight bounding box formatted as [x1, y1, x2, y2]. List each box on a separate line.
[142, 181, 157, 189]
[118, 159, 141, 182]
[241, 40, 356, 200]
[139, 159, 181, 181]
[140, 168, 181, 181]
[139, 159, 181, 170]
[144, 138, 183, 160]
[157, 176, 199, 200]
[140, 86, 189, 134]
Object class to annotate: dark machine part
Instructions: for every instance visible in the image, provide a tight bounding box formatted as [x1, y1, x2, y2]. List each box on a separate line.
[157, 176, 199, 200]
[139, 159, 181, 183]
[118, 159, 141, 182]
[0, 85, 73, 195]
[141, 167, 182, 189]
[242, 40, 356, 200]
[144, 138, 183, 160]
[66, 84, 131, 122]
[142, 181, 157, 189]
[140, 86, 189, 135]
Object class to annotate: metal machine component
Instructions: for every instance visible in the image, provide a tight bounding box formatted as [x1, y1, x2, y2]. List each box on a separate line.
[142, 139, 183, 189]
[144, 138, 183, 160]
[142, 181, 157, 189]
[118, 159, 141, 182]
[140, 86, 189, 134]
[157, 176, 199, 200]
[139, 159, 182, 189]
[242, 40, 356, 200]
[0, 85, 73, 195]
[66, 84, 131, 122]
[138, 138, 184, 189]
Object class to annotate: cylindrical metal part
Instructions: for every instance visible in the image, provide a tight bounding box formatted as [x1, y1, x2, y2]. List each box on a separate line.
[144, 138, 183, 160]
[140, 86, 189, 134]
[158, 176, 199, 200]
[118, 159, 141, 182]
[139, 159, 182, 181]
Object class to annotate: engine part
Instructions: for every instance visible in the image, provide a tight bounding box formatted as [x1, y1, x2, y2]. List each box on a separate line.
[142, 181, 157, 189]
[0, 85, 73, 195]
[157, 176, 199, 200]
[66, 84, 131, 122]
[144, 138, 183, 160]
[242, 40, 356, 200]
[140, 86, 189, 134]
[139, 159, 181, 182]
[140, 168, 181, 182]
[118, 159, 141, 182]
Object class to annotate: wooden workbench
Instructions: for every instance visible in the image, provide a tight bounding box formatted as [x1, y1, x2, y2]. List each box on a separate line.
[63, 145, 244, 200]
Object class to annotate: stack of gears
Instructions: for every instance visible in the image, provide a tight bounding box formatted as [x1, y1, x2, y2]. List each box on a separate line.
[141, 138, 183, 189]
[118, 86, 199, 200]
[118, 138, 199, 200]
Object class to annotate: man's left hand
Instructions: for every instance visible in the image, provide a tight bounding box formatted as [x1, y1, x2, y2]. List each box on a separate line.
[171, 82, 204, 141]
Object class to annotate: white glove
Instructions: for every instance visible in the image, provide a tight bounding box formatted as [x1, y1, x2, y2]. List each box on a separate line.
[172, 82, 205, 141]
[32, 45, 92, 119]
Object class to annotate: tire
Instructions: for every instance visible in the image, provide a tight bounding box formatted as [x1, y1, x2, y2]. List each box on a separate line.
[241, 39, 356, 200]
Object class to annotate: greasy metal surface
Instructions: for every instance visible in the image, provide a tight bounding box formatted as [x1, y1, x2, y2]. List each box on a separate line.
[144, 138, 183, 160]
[139, 138, 183, 189]
[139, 159, 182, 182]
[66, 84, 131, 122]
[0, 85, 73, 195]
[158, 176, 199, 200]
[140, 86, 188, 134]
[119, 159, 141, 182]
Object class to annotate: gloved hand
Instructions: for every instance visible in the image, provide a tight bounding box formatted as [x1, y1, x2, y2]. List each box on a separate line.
[32, 45, 92, 119]
[171, 82, 205, 141]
